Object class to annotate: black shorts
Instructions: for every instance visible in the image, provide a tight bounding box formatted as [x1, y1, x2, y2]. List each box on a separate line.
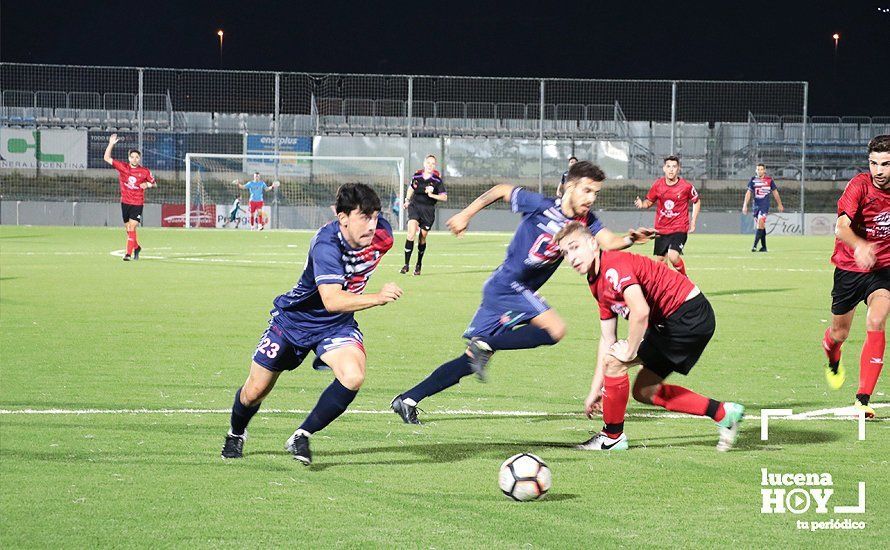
[637, 293, 715, 379]
[407, 203, 436, 231]
[653, 232, 687, 257]
[121, 203, 143, 224]
[830, 267, 890, 315]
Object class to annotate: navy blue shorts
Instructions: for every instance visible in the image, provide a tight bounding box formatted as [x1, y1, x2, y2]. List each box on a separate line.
[463, 279, 550, 339]
[753, 207, 769, 222]
[252, 319, 365, 372]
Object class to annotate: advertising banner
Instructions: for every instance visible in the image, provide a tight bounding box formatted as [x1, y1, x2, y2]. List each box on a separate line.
[0, 128, 88, 170]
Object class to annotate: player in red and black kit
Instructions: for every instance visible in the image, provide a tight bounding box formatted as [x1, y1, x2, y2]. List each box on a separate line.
[553, 220, 744, 451]
[634, 156, 700, 275]
[103, 133, 156, 261]
[821, 135, 890, 418]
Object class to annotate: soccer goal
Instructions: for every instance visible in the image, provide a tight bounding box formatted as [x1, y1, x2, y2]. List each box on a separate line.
[183, 153, 405, 230]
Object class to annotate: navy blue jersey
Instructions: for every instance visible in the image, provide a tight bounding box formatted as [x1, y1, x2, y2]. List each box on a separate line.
[748, 176, 777, 210]
[488, 188, 603, 291]
[271, 217, 393, 332]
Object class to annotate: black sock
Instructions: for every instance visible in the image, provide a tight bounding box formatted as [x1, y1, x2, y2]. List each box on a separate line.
[298, 379, 358, 434]
[856, 393, 870, 406]
[404, 240, 414, 266]
[403, 354, 473, 403]
[752, 230, 760, 249]
[705, 399, 722, 420]
[484, 324, 557, 351]
[760, 230, 767, 249]
[416, 243, 427, 267]
[230, 387, 260, 436]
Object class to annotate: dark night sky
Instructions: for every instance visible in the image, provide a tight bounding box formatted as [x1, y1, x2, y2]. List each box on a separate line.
[2, 0, 888, 116]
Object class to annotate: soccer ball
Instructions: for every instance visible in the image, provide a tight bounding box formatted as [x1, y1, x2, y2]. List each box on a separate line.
[498, 453, 551, 501]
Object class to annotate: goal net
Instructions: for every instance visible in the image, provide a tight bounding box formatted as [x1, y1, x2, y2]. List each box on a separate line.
[183, 153, 405, 230]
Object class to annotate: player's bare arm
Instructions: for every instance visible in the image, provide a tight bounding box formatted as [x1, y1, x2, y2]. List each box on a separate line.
[446, 183, 515, 236]
[690, 200, 701, 233]
[607, 284, 649, 363]
[585, 317, 618, 417]
[231, 179, 248, 190]
[404, 185, 415, 208]
[103, 133, 120, 166]
[634, 196, 653, 209]
[772, 189, 784, 212]
[317, 282, 403, 313]
[742, 189, 751, 214]
[595, 227, 657, 251]
[835, 214, 877, 270]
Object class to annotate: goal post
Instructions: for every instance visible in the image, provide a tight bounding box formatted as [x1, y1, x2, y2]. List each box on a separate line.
[184, 153, 405, 230]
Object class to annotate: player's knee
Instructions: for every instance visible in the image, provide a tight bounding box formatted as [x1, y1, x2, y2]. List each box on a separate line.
[632, 384, 655, 404]
[546, 322, 566, 342]
[830, 326, 850, 343]
[240, 383, 267, 407]
[865, 315, 886, 332]
[338, 368, 365, 391]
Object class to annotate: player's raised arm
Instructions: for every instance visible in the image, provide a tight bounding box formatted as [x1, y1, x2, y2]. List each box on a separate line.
[446, 183, 515, 236]
[231, 179, 248, 190]
[317, 282, 403, 313]
[103, 133, 120, 166]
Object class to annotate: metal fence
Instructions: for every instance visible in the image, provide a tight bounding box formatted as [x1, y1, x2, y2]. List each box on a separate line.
[2, 63, 885, 226]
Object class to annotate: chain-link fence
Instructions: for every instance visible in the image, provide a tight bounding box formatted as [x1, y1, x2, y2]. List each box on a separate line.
[2, 63, 887, 229]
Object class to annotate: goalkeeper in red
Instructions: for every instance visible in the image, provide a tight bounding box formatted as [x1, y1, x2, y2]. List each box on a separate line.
[553, 221, 744, 451]
[104, 133, 156, 261]
[821, 135, 890, 418]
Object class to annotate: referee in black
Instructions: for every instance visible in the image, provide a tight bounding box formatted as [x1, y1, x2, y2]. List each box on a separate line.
[401, 154, 447, 275]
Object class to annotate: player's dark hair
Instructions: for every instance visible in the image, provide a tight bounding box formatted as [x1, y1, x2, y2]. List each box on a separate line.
[568, 155, 578, 162]
[565, 160, 606, 184]
[664, 155, 681, 165]
[336, 183, 381, 216]
[425, 154, 437, 161]
[867, 135, 890, 154]
[756, 162, 766, 168]
[128, 149, 141, 156]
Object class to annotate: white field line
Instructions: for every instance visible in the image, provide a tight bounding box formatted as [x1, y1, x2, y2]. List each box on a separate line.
[1, 404, 886, 420]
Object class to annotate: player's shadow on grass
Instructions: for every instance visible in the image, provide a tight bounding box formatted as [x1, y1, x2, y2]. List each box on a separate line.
[707, 287, 794, 297]
[263, 440, 586, 471]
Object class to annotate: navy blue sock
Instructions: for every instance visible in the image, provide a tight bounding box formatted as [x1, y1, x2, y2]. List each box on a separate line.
[230, 387, 260, 436]
[752, 230, 760, 249]
[298, 379, 358, 434]
[484, 324, 557, 351]
[403, 354, 473, 403]
[760, 230, 767, 249]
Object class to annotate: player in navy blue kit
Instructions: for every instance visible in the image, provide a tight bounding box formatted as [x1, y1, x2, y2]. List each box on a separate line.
[391, 162, 655, 424]
[742, 163, 784, 252]
[221, 183, 402, 464]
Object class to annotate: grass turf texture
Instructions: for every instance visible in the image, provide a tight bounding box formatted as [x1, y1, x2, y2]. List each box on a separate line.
[1, 225, 887, 547]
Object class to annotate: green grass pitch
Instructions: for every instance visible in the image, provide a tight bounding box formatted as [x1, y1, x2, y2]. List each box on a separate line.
[1, 225, 886, 547]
